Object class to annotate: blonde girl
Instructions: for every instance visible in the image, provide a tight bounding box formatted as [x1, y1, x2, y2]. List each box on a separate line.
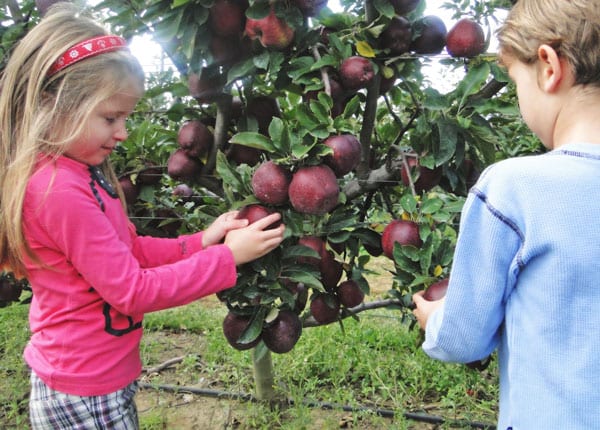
[0, 4, 284, 429]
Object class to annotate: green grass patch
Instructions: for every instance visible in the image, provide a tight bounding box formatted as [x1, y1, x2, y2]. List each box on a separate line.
[0, 298, 498, 429]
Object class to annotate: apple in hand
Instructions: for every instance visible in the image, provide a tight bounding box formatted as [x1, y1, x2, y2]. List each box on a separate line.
[423, 278, 449, 301]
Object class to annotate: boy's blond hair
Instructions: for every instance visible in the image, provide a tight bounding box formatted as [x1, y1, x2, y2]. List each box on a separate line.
[497, 0, 600, 86]
[0, 4, 145, 277]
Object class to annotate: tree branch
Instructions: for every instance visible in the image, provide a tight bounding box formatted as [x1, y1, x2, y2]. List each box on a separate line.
[303, 298, 404, 327]
[342, 156, 403, 200]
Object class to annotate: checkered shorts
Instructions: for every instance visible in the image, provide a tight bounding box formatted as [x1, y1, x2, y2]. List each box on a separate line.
[29, 371, 139, 429]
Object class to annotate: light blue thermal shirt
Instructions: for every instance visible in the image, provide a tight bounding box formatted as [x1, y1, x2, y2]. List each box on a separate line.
[423, 143, 600, 430]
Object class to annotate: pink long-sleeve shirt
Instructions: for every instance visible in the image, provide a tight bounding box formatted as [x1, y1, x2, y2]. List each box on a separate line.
[22, 155, 237, 396]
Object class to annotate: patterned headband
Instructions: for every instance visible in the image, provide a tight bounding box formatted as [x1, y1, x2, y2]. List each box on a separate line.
[47, 35, 128, 77]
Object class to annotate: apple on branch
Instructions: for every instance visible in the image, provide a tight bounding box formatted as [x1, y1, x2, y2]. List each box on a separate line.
[410, 15, 447, 55]
[446, 18, 486, 58]
[381, 219, 423, 259]
[288, 164, 340, 215]
[244, 6, 295, 50]
[338, 56, 375, 91]
[251, 160, 292, 205]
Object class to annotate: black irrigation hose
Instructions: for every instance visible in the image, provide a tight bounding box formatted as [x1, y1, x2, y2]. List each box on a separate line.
[138, 382, 496, 429]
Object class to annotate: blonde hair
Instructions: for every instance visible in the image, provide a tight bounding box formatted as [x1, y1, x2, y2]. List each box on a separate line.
[497, 0, 600, 87]
[0, 3, 145, 277]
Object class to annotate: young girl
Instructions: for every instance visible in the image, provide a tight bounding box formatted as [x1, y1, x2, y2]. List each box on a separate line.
[0, 4, 285, 429]
[413, 0, 600, 428]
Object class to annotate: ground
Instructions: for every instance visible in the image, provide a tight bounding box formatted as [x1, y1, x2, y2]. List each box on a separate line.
[133, 258, 446, 429]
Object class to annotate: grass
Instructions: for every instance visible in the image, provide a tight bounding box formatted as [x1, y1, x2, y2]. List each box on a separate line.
[0, 287, 499, 429]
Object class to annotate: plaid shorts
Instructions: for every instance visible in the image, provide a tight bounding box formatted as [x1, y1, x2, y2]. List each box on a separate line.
[29, 371, 139, 430]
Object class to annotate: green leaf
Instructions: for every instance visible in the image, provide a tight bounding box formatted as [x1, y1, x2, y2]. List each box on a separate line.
[238, 308, 267, 344]
[456, 62, 491, 108]
[309, 54, 340, 71]
[171, 0, 191, 8]
[253, 51, 271, 70]
[227, 59, 257, 84]
[400, 194, 418, 214]
[423, 88, 448, 111]
[421, 197, 444, 215]
[229, 132, 276, 152]
[154, 8, 184, 42]
[246, 2, 270, 19]
[373, 0, 395, 18]
[282, 245, 320, 260]
[309, 99, 331, 124]
[291, 139, 317, 159]
[435, 118, 458, 165]
[269, 117, 292, 155]
[281, 269, 324, 290]
[215, 151, 245, 197]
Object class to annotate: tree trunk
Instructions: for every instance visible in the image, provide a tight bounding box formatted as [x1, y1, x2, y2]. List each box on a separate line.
[252, 347, 276, 401]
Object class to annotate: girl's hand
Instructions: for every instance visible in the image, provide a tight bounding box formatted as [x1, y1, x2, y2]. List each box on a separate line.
[224, 213, 285, 265]
[412, 291, 445, 330]
[202, 211, 248, 248]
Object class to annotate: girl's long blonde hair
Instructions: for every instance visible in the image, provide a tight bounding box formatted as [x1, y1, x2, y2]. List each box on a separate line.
[0, 3, 145, 277]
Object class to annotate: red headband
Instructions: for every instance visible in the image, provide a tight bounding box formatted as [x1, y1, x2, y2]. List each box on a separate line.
[47, 35, 128, 77]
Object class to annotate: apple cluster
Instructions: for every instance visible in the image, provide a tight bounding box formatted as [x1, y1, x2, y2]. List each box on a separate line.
[102, 0, 492, 356]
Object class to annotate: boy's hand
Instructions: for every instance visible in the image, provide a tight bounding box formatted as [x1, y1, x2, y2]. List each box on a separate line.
[412, 291, 445, 330]
[224, 213, 285, 265]
[202, 210, 248, 248]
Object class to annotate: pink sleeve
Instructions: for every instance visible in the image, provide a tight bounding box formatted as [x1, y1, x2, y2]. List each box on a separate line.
[127, 222, 206, 267]
[34, 189, 236, 315]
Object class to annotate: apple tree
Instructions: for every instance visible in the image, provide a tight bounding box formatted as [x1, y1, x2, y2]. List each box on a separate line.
[3, 0, 542, 399]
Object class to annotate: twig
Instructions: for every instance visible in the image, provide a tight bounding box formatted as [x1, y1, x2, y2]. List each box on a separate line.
[143, 355, 186, 374]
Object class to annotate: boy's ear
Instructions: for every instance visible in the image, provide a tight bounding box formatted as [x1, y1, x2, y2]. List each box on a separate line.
[537, 44, 564, 93]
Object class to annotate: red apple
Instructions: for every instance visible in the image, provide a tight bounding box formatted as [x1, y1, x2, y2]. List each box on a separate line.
[118, 176, 140, 206]
[337, 280, 365, 308]
[288, 164, 340, 215]
[222, 311, 261, 350]
[209, 35, 247, 66]
[251, 161, 291, 205]
[320, 251, 343, 290]
[297, 235, 326, 268]
[209, 0, 247, 37]
[323, 134, 361, 177]
[423, 278, 449, 301]
[245, 6, 295, 50]
[401, 157, 442, 193]
[236, 204, 281, 229]
[137, 163, 163, 185]
[446, 18, 486, 58]
[177, 120, 213, 158]
[227, 144, 264, 166]
[339, 56, 375, 91]
[310, 293, 340, 324]
[410, 15, 447, 55]
[246, 95, 281, 135]
[172, 183, 194, 199]
[167, 148, 204, 181]
[262, 309, 302, 354]
[381, 219, 422, 259]
[188, 68, 226, 103]
[380, 16, 412, 56]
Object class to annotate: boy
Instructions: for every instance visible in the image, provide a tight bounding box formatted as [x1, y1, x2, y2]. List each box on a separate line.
[413, 1, 600, 428]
